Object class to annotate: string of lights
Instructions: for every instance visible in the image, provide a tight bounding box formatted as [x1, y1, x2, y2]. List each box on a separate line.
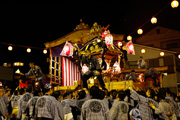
[127, 0, 179, 40]
[125, 0, 179, 58]
[0, 42, 48, 54]
[0, 0, 179, 56]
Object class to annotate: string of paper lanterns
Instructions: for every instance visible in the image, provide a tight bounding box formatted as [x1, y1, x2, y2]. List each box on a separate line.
[140, 48, 166, 57]
[1, 42, 49, 55]
[127, 0, 179, 41]
[2, 1, 180, 57]
[125, 1, 180, 58]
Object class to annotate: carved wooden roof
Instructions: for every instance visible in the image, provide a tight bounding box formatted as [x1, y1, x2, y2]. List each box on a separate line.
[44, 30, 98, 48]
[44, 21, 124, 48]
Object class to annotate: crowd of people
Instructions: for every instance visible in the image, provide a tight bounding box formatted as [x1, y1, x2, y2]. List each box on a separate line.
[1, 81, 180, 120]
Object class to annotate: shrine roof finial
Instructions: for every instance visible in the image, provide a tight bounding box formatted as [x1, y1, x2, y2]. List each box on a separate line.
[74, 19, 89, 31]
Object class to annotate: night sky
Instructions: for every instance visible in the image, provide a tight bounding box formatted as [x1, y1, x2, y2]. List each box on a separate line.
[0, 0, 180, 74]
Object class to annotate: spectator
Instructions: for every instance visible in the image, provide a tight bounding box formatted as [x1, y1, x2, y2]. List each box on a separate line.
[26, 89, 43, 120]
[81, 85, 111, 120]
[76, 90, 90, 120]
[0, 82, 8, 120]
[17, 87, 33, 120]
[110, 90, 118, 107]
[137, 56, 146, 69]
[149, 88, 173, 120]
[127, 70, 137, 82]
[11, 89, 20, 119]
[110, 91, 129, 120]
[175, 96, 180, 119]
[35, 84, 60, 120]
[130, 88, 158, 120]
[52, 91, 64, 120]
[165, 88, 178, 119]
[61, 92, 77, 120]
[144, 68, 159, 86]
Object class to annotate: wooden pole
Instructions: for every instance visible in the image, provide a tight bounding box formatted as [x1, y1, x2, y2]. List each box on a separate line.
[49, 48, 52, 85]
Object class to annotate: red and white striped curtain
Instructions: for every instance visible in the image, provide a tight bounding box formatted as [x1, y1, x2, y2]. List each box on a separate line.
[62, 57, 81, 86]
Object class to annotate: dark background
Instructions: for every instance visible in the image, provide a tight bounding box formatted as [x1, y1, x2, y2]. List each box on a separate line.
[0, 0, 180, 74]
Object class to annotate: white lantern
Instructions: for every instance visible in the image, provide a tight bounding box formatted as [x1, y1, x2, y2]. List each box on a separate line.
[27, 48, 31, 53]
[127, 35, 132, 41]
[113, 61, 121, 74]
[105, 34, 113, 46]
[160, 52, 165, 56]
[178, 54, 180, 59]
[151, 17, 157, 24]
[43, 49, 47, 54]
[141, 49, 146, 54]
[8, 46, 13, 51]
[137, 28, 143, 35]
[171, 0, 179, 8]
[82, 64, 89, 74]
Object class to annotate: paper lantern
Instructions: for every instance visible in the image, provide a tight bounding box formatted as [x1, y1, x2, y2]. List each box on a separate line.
[127, 35, 132, 41]
[113, 61, 121, 74]
[102, 32, 106, 38]
[127, 42, 135, 55]
[43, 49, 47, 54]
[178, 54, 180, 59]
[27, 48, 31, 53]
[64, 45, 70, 55]
[105, 34, 113, 46]
[151, 17, 157, 24]
[82, 64, 89, 74]
[137, 28, 143, 35]
[160, 52, 165, 56]
[60, 41, 74, 56]
[8, 46, 13, 51]
[171, 0, 179, 8]
[141, 49, 146, 54]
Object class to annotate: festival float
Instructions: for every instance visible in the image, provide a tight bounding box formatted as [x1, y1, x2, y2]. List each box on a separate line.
[42, 20, 168, 91]
[14, 20, 169, 91]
